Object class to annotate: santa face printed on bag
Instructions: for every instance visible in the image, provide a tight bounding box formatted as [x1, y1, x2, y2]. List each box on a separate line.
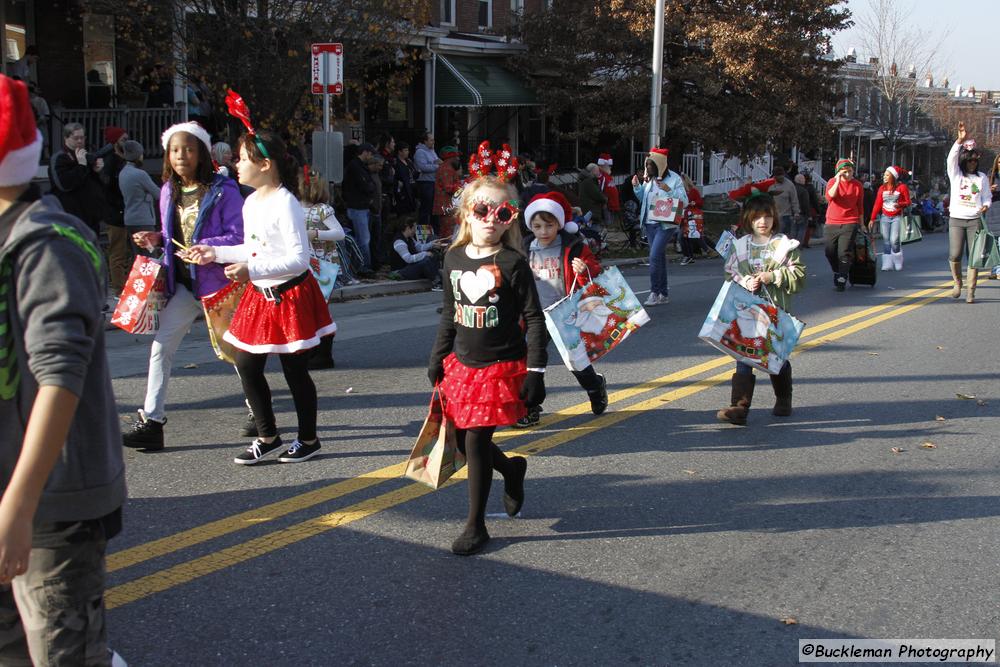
[720, 301, 783, 367]
[449, 264, 502, 329]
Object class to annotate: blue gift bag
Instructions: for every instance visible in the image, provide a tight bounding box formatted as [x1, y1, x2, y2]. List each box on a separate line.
[309, 254, 340, 302]
[543, 266, 650, 371]
[698, 282, 804, 375]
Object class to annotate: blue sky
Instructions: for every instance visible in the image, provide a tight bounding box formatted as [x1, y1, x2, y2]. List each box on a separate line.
[829, 0, 1000, 91]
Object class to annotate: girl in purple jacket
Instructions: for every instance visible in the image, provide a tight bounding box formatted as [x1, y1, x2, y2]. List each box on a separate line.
[122, 122, 245, 451]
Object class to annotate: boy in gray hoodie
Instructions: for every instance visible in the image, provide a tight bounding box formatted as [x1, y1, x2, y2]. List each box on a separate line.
[0, 75, 125, 667]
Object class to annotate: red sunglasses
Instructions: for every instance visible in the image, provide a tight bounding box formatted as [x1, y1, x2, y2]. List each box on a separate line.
[470, 198, 519, 224]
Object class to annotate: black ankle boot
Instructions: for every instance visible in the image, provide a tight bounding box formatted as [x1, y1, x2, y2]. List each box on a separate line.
[451, 525, 490, 556]
[503, 456, 527, 517]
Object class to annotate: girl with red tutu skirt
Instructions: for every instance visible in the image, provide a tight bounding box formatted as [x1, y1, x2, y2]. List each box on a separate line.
[428, 145, 548, 555]
[186, 130, 335, 465]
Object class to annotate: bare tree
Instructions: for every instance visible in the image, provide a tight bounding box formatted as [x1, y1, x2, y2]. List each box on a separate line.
[854, 0, 949, 162]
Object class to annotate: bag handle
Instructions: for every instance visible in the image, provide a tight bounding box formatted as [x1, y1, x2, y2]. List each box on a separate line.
[568, 263, 594, 298]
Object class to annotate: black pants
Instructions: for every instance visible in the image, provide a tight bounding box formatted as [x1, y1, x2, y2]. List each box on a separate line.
[395, 255, 440, 281]
[235, 349, 317, 442]
[825, 223, 857, 278]
[417, 181, 436, 232]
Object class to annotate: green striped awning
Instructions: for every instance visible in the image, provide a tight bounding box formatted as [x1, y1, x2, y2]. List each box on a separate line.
[435, 55, 538, 107]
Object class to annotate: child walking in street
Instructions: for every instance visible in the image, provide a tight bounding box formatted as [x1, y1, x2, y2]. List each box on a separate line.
[516, 191, 608, 428]
[716, 193, 805, 426]
[870, 165, 911, 271]
[427, 143, 547, 555]
[186, 128, 336, 465]
[300, 165, 344, 369]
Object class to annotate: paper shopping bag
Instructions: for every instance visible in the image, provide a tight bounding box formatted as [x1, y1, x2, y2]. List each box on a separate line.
[201, 281, 246, 364]
[110, 256, 165, 334]
[403, 389, 465, 489]
[309, 254, 340, 302]
[698, 282, 804, 375]
[715, 230, 736, 260]
[648, 189, 679, 223]
[543, 266, 650, 371]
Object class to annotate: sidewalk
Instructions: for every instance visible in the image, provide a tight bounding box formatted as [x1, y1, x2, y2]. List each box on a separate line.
[331, 256, 647, 302]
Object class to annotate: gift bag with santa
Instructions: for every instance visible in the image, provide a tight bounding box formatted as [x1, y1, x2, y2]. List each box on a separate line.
[543, 265, 650, 371]
[698, 281, 804, 375]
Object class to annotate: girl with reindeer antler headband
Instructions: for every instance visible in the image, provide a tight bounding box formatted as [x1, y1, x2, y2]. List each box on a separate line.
[426, 140, 548, 556]
[185, 91, 336, 466]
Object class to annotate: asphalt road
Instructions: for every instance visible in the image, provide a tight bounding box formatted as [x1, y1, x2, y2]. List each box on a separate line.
[104, 232, 999, 666]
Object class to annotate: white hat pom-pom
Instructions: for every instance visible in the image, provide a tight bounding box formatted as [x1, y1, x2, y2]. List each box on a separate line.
[564, 220, 579, 235]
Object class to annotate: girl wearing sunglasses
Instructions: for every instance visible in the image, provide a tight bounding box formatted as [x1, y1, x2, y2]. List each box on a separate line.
[427, 171, 548, 556]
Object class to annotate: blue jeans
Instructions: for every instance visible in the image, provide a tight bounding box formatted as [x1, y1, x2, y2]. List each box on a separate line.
[781, 215, 805, 241]
[347, 208, 371, 270]
[879, 215, 901, 254]
[645, 223, 675, 296]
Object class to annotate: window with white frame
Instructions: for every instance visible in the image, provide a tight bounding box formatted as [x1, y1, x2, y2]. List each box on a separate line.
[441, 0, 455, 25]
[478, 0, 492, 28]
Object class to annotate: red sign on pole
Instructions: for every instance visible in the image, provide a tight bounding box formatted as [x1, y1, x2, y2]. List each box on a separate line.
[311, 43, 343, 95]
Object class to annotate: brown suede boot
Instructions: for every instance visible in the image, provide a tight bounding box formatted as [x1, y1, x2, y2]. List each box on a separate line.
[966, 267, 978, 304]
[769, 362, 793, 416]
[949, 261, 962, 298]
[716, 373, 755, 426]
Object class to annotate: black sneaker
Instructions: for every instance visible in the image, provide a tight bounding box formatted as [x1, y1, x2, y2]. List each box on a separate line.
[122, 411, 165, 451]
[240, 411, 258, 437]
[278, 439, 321, 463]
[588, 374, 609, 415]
[513, 406, 541, 429]
[430, 280, 443, 292]
[233, 436, 284, 465]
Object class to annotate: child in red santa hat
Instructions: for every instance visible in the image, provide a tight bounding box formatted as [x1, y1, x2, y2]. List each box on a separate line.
[596, 152, 620, 217]
[427, 142, 547, 555]
[186, 122, 336, 466]
[516, 190, 608, 428]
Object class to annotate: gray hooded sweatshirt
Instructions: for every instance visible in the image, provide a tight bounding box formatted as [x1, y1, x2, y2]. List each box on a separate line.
[0, 192, 125, 523]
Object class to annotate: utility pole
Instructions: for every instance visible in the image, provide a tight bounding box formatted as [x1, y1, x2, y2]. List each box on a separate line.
[648, 0, 665, 150]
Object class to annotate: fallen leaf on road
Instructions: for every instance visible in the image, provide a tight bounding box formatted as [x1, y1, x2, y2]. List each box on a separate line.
[866, 352, 879, 356]
[183, 363, 198, 369]
[936, 346, 945, 350]
[345, 387, 354, 393]
[956, 393, 976, 400]
[935, 416, 946, 421]
[682, 470, 697, 476]
[920, 442, 937, 449]
[780, 617, 798, 625]
[977, 400, 988, 406]
[890, 447, 903, 454]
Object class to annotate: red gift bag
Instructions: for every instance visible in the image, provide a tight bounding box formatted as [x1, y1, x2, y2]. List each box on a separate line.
[111, 256, 166, 334]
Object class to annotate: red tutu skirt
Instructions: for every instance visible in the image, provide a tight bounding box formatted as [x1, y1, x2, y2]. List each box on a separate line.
[224, 273, 336, 354]
[439, 353, 527, 429]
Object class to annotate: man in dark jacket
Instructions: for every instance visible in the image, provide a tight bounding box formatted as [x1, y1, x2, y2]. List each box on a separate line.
[100, 126, 129, 294]
[578, 164, 607, 226]
[343, 142, 376, 272]
[47, 122, 108, 235]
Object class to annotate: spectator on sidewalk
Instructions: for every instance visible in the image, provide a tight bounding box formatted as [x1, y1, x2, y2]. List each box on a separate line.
[793, 173, 812, 246]
[367, 152, 386, 270]
[343, 141, 377, 272]
[0, 73, 126, 667]
[414, 132, 440, 231]
[47, 122, 107, 235]
[100, 126, 130, 296]
[578, 163, 607, 227]
[519, 164, 556, 215]
[769, 166, 801, 239]
[118, 139, 161, 258]
[394, 141, 418, 217]
[434, 146, 462, 238]
[388, 219, 444, 290]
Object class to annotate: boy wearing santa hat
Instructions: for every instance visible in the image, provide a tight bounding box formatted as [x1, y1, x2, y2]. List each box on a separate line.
[516, 191, 608, 428]
[0, 75, 125, 665]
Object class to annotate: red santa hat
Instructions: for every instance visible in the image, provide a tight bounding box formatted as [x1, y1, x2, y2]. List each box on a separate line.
[597, 152, 613, 167]
[160, 121, 212, 155]
[0, 75, 42, 187]
[104, 126, 127, 145]
[884, 165, 908, 180]
[524, 191, 578, 234]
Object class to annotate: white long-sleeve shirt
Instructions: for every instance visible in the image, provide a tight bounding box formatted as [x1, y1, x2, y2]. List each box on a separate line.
[947, 142, 991, 220]
[214, 186, 310, 288]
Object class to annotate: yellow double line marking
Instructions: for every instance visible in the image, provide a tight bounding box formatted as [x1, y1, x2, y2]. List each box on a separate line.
[105, 281, 955, 609]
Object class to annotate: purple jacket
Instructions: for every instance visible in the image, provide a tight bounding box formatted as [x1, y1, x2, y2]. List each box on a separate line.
[160, 174, 244, 298]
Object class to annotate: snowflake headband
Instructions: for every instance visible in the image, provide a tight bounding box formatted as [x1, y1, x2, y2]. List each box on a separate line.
[225, 89, 270, 159]
[468, 141, 519, 182]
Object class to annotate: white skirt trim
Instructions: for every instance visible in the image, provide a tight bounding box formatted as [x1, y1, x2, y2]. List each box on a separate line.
[223, 322, 337, 355]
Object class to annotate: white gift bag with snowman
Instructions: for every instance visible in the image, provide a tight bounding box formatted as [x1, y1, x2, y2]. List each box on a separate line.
[697, 282, 804, 375]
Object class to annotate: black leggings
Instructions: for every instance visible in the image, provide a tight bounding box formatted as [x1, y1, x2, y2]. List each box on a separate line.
[456, 427, 516, 530]
[235, 349, 317, 442]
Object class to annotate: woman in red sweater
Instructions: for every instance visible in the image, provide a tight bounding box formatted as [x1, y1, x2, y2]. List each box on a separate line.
[825, 158, 864, 291]
[870, 165, 911, 271]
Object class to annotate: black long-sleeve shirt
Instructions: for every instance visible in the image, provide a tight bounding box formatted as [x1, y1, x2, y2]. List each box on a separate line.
[430, 246, 548, 369]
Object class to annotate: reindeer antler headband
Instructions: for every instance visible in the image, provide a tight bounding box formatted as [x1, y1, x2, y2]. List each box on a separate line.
[225, 89, 270, 159]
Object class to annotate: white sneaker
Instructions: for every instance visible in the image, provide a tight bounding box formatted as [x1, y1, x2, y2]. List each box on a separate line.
[644, 293, 660, 306]
[657, 294, 670, 304]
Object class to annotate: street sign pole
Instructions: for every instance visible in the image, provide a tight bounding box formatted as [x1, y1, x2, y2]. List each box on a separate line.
[323, 51, 331, 133]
